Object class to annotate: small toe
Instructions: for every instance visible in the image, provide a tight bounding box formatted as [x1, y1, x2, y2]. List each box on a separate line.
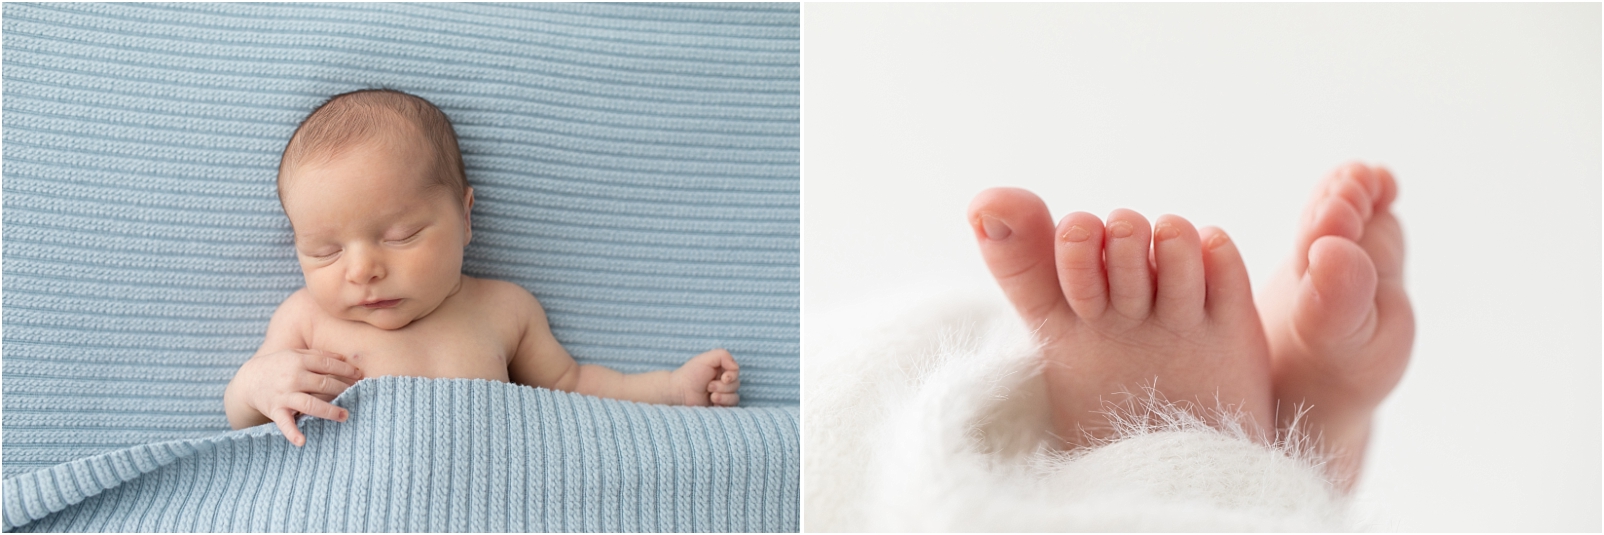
[1373, 165, 1399, 208]
[1103, 209, 1154, 319]
[1054, 212, 1109, 320]
[1296, 163, 1379, 274]
[1151, 215, 1206, 326]
[1358, 207, 1407, 283]
[969, 188, 1073, 327]
[1199, 227, 1257, 324]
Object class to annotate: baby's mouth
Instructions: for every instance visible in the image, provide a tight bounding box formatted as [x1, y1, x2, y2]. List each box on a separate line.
[360, 298, 402, 309]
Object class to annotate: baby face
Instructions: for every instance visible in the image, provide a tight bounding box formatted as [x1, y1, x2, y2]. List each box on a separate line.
[279, 136, 472, 330]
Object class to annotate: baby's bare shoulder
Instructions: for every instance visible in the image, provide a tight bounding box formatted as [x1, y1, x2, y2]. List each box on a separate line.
[274, 288, 321, 322]
[260, 288, 319, 351]
[463, 276, 543, 315]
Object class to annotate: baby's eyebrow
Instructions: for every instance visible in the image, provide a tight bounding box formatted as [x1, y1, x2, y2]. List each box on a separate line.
[291, 231, 331, 245]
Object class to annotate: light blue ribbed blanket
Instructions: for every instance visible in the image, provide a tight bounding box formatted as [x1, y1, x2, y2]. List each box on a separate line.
[5, 378, 799, 532]
[3, 2, 798, 531]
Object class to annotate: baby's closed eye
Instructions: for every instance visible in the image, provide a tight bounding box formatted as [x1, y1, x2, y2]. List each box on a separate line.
[383, 225, 425, 244]
[303, 246, 341, 259]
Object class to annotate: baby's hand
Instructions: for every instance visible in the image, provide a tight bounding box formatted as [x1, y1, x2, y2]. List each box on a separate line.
[226, 349, 363, 446]
[670, 349, 740, 406]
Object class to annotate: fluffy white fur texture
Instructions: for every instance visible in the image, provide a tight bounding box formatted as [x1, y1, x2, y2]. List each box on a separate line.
[804, 291, 1358, 531]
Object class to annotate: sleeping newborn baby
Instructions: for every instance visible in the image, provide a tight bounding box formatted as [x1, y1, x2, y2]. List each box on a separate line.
[224, 89, 741, 446]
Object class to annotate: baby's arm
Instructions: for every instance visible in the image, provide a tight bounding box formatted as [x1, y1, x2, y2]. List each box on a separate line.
[507, 288, 740, 406]
[223, 290, 364, 446]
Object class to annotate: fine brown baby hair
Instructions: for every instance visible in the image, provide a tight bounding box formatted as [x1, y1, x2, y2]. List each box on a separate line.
[277, 88, 467, 204]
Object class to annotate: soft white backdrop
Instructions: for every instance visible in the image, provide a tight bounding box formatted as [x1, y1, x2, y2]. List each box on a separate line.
[802, 3, 1600, 531]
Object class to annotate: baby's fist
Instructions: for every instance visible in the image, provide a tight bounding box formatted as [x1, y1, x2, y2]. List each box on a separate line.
[671, 348, 740, 406]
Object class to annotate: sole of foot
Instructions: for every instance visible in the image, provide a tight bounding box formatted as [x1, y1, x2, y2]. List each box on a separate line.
[969, 188, 1274, 447]
[1257, 162, 1415, 490]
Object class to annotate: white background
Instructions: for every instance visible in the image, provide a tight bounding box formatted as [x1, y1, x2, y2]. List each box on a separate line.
[802, 4, 1600, 531]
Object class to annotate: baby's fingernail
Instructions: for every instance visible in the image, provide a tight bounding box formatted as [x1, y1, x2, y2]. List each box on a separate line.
[979, 215, 1011, 241]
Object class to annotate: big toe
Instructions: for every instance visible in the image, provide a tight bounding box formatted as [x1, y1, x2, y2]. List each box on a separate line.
[1292, 236, 1379, 352]
[969, 188, 1070, 327]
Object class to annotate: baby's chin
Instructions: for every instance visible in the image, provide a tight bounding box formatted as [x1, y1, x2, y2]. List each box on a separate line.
[358, 315, 416, 330]
[334, 307, 420, 331]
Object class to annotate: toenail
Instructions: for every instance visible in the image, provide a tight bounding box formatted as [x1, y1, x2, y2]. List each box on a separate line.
[1061, 225, 1091, 242]
[1205, 231, 1231, 250]
[1107, 220, 1133, 238]
[1154, 222, 1181, 241]
[980, 215, 1012, 240]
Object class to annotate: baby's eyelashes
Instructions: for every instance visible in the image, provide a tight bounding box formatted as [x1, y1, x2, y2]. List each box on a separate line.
[300, 247, 342, 260]
[382, 225, 425, 244]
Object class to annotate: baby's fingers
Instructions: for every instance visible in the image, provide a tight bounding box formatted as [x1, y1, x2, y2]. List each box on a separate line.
[299, 370, 355, 398]
[710, 392, 739, 406]
[301, 351, 364, 382]
[269, 409, 306, 447]
[286, 392, 349, 424]
[717, 349, 738, 372]
[709, 377, 740, 394]
[693, 348, 734, 368]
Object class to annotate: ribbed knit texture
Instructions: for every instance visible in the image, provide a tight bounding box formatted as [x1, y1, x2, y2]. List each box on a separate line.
[3, 377, 802, 532]
[2, 2, 797, 531]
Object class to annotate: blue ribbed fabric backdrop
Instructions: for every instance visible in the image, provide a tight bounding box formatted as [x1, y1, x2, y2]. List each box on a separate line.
[2, 2, 798, 531]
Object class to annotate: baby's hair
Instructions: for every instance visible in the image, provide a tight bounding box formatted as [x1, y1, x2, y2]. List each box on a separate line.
[277, 88, 467, 203]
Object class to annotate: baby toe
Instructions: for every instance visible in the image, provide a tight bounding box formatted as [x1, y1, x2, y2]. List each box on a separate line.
[1199, 227, 1257, 324]
[1103, 209, 1154, 320]
[1150, 214, 1206, 326]
[1054, 211, 1110, 321]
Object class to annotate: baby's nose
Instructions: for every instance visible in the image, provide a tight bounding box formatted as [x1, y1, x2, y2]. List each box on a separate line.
[344, 247, 387, 283]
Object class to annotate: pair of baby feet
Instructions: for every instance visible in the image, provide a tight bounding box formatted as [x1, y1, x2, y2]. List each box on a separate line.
[968, 163, 1413, 491]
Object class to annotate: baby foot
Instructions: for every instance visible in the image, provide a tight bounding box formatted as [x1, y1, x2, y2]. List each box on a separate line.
[968, 189, 1274, 447]
[1257, 163, 1414, 490]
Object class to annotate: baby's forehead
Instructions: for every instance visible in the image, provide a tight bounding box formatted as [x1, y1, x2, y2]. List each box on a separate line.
[280, 127, 431, 183]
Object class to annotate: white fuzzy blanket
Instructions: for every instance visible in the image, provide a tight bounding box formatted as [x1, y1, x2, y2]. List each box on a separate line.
[804, 292, 1358, 531]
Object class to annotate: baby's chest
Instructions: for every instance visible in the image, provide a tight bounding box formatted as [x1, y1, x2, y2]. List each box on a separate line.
[309, 318, 515, 382]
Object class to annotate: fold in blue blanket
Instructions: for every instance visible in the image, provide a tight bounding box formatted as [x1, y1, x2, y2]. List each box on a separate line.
[2, 2, 799, 532]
